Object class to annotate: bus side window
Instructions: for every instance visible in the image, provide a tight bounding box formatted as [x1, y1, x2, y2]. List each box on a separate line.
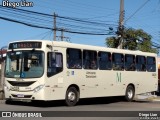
[136, 56, 146, 71]
[47, 52, 63, 77]
[67, 48, 82, 69]
[83, 50, 97, 69]
[147, 57, 156, 72]
[112, 53, 124, 71]
[98, 52, 112, 70]
[125, 54, 135, 71]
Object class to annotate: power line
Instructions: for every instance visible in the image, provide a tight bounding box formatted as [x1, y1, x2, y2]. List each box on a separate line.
[0, 5, 52, 17]
[37, 0, 117, 17]
[124, 0, 151, 23]
[0, 6, 116, 36]
[0, 16, 52, 30]
[0, 5, 117, 27]
[57, 15, 117, 27]
[0, 16, 114, 35]
[25, 30, 52, 39]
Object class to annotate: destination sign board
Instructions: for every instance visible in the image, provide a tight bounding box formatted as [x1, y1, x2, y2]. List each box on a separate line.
[9, 42, 42, 49]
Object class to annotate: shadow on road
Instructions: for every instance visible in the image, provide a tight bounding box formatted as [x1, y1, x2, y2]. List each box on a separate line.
[156, 91, 160, 96]
[78, 96, 125, 106]
[5, 96, 126, 107]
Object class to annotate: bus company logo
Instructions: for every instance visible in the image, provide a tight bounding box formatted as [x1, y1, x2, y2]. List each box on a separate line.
[16, 78, 24, 81]
[2, 0, 34, 8]
[116, 72, 122, 83]
[2, 112, 11, 117]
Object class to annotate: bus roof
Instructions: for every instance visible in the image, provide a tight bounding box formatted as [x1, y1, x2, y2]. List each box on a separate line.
[8, 40, 157, 56]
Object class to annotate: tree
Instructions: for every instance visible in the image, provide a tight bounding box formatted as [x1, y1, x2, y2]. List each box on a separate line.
[106, 28, 158, 53]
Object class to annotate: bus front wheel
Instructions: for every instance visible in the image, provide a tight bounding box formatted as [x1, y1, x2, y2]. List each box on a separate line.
[65, 87, 79, 106]
[125, 85, 135, 102]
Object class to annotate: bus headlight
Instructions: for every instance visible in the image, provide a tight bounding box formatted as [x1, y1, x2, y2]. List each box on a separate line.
[33, 85, 44, 93]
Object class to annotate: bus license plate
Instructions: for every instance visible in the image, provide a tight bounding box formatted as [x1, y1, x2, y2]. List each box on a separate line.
[17, 94, 24, 98]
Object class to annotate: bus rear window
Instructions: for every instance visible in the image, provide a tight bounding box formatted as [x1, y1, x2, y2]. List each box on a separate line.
[147, 57, 156, 72]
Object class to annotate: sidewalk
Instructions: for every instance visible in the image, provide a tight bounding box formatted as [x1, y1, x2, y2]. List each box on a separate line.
[150, 92, 160, 102]
[150, 96, 160, 102]
[135, 94, 160, 102]
[0, 100, 5, 104]
[0, 87, 4, 100]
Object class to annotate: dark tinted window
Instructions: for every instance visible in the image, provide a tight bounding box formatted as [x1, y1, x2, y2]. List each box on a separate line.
[47, 52, 63, 77]
[136, 56, 146, 71]
[83, 50, 97, 69]
[98, 52, 112, 70]
[147, 57, 156, 72]
[67, 48, 82, 69]
[125, 54, 136, 71]
[112, 53, 124, 70]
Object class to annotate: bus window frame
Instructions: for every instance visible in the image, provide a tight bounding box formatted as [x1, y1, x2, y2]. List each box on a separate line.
[98, 51, 112, 70]
[66, 48, 82, 69]
[83, 50, 98, 70]
[125, 54, 136, 71]
[112, 53, 124, 71]
[47, 52, 63, 77]
[146, 56, 156, 72]
[136, 55, 146, 72]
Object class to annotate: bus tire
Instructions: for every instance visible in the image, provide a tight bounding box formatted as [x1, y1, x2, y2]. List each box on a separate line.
[125, 85, 135, 102]
[65, 87, 79, 106]
[5, 99, 13, 104]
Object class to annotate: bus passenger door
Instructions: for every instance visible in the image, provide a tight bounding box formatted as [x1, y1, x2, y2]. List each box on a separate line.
[46, 51, 65, 99]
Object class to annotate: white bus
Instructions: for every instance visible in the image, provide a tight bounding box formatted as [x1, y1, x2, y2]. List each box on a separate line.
[4, 40, 158, 106]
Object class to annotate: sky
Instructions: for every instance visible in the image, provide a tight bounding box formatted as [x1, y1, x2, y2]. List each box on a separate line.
[0, 0, 160, 49]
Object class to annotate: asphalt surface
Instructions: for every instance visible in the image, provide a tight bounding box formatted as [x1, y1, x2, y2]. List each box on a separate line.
[1, 96, 160, 120]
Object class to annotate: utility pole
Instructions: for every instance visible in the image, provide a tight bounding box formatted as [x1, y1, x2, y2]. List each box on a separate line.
[53, 13, 56, 41]
[117, 0, 124, 49]
[61, 28, 64, 41]
[0, 46, 7, 100]
[56, 28, 70, 41]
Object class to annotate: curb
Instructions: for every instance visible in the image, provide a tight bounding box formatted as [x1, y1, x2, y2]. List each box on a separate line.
[151, 98, 160, 102]
[135, 96, 160, 102]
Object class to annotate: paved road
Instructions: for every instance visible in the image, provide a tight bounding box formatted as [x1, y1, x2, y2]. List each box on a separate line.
[0, 97, 160, 120]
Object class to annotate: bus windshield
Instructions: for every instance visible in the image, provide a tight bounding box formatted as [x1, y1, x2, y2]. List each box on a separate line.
[5, 50, 44, 78]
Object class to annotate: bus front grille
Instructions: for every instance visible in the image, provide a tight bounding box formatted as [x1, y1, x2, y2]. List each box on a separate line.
[8, 81, 35, 87]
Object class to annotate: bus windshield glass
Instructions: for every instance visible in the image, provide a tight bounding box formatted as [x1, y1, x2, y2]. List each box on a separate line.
[5, 50, 44, 78]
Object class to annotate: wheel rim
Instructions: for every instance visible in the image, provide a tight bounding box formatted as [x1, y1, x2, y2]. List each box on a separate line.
[68, 91, 76, 101]
[127, 89, 133, 99]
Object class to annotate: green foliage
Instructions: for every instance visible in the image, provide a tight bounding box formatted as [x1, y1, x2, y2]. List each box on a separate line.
[106, 28, 158, 54]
